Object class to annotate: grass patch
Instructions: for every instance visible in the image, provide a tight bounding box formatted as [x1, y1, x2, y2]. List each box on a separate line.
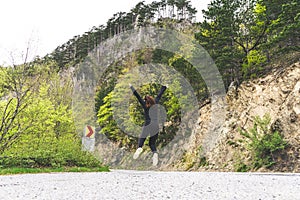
[0, 166, 109, 175]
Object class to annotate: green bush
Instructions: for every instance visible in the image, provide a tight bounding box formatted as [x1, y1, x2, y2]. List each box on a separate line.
[0, 150, 102, 169]
[0, 134, 102, 168]
[239, 114, 287, 169]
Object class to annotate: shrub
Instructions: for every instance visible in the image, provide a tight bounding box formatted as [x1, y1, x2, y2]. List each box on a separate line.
[239, 114, 287, 169]
[0, 134, 103, 168]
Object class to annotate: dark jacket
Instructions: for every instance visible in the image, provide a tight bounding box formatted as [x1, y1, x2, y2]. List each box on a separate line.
[130, 85, 167, 125]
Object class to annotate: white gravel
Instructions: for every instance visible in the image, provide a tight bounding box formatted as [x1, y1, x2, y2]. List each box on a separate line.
[0, 170, 299, 200]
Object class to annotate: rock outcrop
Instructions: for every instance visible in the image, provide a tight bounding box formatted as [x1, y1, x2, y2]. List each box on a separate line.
[173, 62, 300, 172]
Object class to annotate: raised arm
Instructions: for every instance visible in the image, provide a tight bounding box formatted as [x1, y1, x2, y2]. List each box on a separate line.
[130, 84, 146, 109]
[155, 85, 167, 103]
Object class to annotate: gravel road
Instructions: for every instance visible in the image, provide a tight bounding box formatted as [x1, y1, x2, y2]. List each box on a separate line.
[0, 170, 299, 200]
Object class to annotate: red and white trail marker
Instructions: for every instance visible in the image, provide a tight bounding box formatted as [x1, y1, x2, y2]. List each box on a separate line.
[84, 125, 95, 138]
[82, 125, 96, 152]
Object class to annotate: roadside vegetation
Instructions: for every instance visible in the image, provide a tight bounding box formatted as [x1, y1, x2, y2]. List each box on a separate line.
[236, 114, 288, 172]
[0, 60, 108, 173]
[0, 0, 298, 173]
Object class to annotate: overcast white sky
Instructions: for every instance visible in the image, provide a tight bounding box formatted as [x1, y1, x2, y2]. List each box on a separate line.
[0, 0, 210, 65]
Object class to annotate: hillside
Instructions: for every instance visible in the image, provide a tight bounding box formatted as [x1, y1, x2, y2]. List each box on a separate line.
[93, 60, 299, 172]
[1, 0, 299, 172]
[173, 61, 300, 172]
[57, 0, 300, 172]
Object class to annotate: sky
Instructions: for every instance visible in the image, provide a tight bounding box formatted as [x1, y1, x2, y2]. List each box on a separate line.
[0, 0, 210, 66]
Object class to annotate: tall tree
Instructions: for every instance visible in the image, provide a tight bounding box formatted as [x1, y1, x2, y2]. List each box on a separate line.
[0, 62, 43, 152]
[263, 0, 300, 51]
[196, 0, 245, 86]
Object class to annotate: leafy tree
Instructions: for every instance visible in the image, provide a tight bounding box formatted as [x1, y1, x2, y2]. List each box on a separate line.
[0, 62, 43, 153]
[196, 0, 299, 85]
[262, 0, 300, 52]
[196, 0, 245, 87]
[97, 92, 122, 143]
[0, 59, 103, 168]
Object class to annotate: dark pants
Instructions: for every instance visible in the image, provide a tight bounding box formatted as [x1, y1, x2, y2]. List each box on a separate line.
[138, 121, 159, 152]
[138, 133, 158, 152]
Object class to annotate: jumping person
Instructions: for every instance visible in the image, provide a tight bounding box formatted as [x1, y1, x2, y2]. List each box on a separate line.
[129, 84, 167, 166]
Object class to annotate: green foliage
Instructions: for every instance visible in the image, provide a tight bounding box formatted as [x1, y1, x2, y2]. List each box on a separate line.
[97, 81, 180, 149]
[168, 53, 208, 101]
[49, 0, 197, 69]
[152, 49, 174, 65]
[0, 63, 43, 153]
[0, 139, 102, 168]
[97, 92, 132, 146]
[234, 160, 250, 172]
[196, 0, 246, 86]
[196, 0, 299, 87]
[242, 50, 267, 79]
[0, 166, 109, 175]
[233, 152, 251, 172]
[96, 47, 201, 150]
[181, 151, 196, 170]
[8, 0, 297, 170]
[259, 0, 300, 59]
[239, 114, 287, 169]
[0, 61, 104, 169]
[0, 68, 8, 97]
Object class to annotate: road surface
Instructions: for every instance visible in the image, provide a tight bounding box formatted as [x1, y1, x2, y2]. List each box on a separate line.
[0, 170, 299, 199]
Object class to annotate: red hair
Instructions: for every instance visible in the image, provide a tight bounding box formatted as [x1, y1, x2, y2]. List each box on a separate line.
[144, 95, 155, 107]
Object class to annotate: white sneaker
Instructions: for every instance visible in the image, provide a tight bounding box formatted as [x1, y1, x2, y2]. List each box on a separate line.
[152, 152, 158, 166]
[133, 147, 143, 159]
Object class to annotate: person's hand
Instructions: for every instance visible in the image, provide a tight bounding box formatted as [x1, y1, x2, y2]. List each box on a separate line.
[129, 83, 132, 87]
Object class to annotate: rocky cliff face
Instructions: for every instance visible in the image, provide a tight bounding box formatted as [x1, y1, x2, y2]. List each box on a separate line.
[172, 62, 300, 172]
